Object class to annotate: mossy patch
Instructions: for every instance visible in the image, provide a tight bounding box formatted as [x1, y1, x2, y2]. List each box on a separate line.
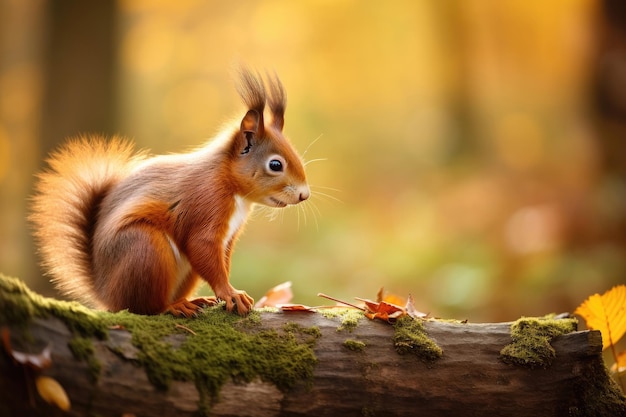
[570, 360, 626, 416]
[67, 336, 101, 381]
[0, 274, 110, 385]
[102, 310, 319, 413]
[343, 339, 366, 352]
[393, 317, 442, 361]
[499, 315, 578, 368]
[282, 322, 322, 344]
[0, 274, 108, 338]
[0, 275, 319, 415]
[319, 308, 364, 332]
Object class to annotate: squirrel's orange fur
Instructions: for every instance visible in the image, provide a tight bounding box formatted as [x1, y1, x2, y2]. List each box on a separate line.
[30, 69, 309, 317]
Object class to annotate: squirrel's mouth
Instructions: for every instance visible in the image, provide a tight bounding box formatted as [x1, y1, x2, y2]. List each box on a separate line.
[269, 197, 287, 208]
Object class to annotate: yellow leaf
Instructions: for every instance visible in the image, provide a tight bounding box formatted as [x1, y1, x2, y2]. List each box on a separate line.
[36, 376, 71, 411]
[574, 285, 626, 350]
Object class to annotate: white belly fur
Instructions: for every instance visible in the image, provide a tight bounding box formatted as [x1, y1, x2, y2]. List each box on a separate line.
[166, 234, 192, 302]
[225, 195, 252, 248]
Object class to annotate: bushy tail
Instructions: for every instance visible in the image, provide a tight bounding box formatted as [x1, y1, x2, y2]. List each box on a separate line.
[30, 135, 145, 308]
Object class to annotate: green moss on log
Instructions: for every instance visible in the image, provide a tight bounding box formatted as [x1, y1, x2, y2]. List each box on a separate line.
[393, 317, 442, 361]
[569, 359, 626, 416]
[319, 308, 364, 332]
[0, 273, 108, 338]
[343, 339, 366, 352]
[0, 274, 318, 414]
[67, 336, 101, 382]
[500, 315, 578, 368]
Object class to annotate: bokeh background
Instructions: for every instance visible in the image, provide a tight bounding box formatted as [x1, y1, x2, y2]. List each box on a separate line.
[1, 0, 625, 322]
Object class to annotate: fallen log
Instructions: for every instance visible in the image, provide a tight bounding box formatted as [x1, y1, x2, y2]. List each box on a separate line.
[0, 274, 624, 417]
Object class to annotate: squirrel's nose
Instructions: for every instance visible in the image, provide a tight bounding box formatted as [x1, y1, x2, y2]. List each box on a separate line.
[298, 186, 310, 202]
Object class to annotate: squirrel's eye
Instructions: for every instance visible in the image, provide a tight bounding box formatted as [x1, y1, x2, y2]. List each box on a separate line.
[268, 159, 283, 172]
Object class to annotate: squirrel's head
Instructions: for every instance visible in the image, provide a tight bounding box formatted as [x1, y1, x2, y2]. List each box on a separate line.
[230, 69, 309, 207]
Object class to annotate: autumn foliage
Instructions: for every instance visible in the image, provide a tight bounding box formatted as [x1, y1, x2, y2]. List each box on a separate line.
[575, 285, 626, 393]
[255, 281, 428, 324]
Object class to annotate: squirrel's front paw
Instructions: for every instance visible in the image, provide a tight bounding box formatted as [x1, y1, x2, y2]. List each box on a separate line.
[218, 287, 254, 315]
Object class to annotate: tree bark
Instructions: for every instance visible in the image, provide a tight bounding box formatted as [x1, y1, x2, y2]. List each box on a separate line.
[0, 278, 625, 417]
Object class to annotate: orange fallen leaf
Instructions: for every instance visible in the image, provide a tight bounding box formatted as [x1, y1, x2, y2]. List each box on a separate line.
[279, 304, 317, 312]
[574, 285, 626, 350]
[377, 287, 407, 307]
[354, 297, 382, 313]
[360, 288, 430, 321]
[355, 297, 407, 323]
[255, 281, 293, 308]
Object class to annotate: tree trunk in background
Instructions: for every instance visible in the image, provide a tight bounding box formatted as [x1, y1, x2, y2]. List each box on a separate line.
[0, 1, 46, 292]
[0, 0, 118, 292]
[594, 0, 626, 243]
[40, 0, 118, 157]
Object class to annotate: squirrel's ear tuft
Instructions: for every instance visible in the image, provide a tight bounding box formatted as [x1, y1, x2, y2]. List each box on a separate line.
[266, 71, 286, 132]
[237, 67, 266, 114]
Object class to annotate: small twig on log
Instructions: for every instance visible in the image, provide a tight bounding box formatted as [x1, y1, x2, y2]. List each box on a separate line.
[317, 292, 365, 310]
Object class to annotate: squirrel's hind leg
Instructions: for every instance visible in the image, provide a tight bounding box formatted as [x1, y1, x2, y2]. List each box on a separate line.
[93, 223, 185, 315]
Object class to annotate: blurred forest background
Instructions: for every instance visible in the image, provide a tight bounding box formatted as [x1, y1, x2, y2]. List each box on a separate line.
[1, 0, 625, 322]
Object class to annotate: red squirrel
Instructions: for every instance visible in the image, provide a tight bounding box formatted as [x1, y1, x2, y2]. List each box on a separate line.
[30, 68, 309, 317]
